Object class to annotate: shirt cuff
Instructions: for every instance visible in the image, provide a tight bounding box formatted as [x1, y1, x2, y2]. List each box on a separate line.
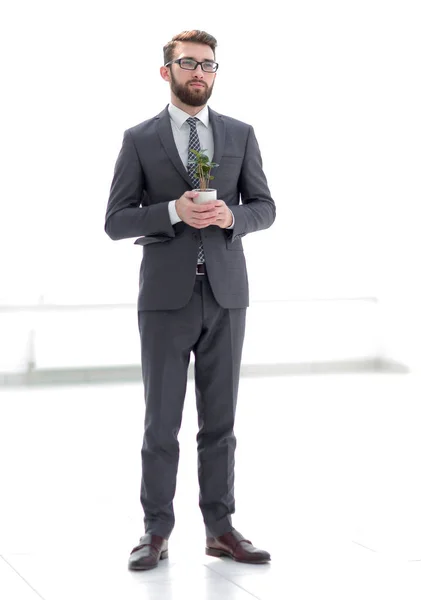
[227, 210, 235, 229]
[168, 200, 182, 225]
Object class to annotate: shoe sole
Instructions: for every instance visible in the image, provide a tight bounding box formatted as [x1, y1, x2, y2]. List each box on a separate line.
[128, 549, 169, 570]
[205, 547, 270, 563]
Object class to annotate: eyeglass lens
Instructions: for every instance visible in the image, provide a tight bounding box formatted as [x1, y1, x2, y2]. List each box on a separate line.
[179, 58, 217, 72]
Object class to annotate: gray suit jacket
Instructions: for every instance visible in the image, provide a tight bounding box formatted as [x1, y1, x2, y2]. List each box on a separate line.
[105, 105, 276, 310]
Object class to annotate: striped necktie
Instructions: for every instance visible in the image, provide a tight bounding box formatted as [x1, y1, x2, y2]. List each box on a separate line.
[186, 117, 205, 264]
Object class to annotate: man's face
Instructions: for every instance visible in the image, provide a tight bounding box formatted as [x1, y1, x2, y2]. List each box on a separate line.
[166, 42, 217, 107]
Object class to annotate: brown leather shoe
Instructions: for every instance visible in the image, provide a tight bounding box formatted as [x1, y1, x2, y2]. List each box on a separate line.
[206, 529, 271, 563]
[128, 534, 169, 570]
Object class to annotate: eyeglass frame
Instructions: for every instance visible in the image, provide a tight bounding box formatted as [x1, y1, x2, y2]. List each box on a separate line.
[164, 58, 219, 73]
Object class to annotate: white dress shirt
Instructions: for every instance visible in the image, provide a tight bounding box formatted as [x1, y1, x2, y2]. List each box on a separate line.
[167, 102, 234, 229]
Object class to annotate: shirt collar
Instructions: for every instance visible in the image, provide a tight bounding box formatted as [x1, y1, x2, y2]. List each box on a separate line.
[168, 102, 210, 129]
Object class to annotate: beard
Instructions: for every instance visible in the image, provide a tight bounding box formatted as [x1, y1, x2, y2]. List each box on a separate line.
[170, 72, 214, 107]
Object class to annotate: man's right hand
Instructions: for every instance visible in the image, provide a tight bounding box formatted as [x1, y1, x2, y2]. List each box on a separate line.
[175, 192, 219, 229]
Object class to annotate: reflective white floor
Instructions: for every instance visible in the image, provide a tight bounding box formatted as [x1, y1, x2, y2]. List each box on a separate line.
[1, 371, 420, 599]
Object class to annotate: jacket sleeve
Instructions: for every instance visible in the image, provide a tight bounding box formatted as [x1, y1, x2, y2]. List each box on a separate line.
[228, 126, 276, 242]
[104, 129, 175, 241]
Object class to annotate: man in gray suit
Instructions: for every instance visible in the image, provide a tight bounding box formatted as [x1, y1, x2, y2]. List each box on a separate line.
[105, 30, 276, 570]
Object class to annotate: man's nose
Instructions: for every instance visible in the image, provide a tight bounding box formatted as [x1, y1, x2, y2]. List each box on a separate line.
[191, 64, 205, 74]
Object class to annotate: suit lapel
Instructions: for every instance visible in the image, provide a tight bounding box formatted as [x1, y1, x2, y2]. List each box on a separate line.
[156, 104, 226, 189]
[208, 106, 225, 174]
[156, 106, 192, 187]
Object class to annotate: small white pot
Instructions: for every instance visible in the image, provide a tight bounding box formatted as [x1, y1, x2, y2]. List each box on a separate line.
[193, 188, 217, 204]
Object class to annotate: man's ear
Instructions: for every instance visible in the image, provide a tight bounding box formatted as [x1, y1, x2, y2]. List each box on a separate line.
[160, 66, 170, 82]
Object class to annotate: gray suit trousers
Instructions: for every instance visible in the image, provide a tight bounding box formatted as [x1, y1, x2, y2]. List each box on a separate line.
[137, 272, 247, 539]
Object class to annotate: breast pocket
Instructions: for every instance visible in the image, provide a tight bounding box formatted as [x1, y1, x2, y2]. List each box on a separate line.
[217, 156, 243, 182]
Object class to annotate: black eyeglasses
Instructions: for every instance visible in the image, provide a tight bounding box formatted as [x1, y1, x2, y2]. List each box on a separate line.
[165, 58, 219, 73]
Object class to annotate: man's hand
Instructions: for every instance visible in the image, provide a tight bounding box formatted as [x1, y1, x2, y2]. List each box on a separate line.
[175, 192, 233, 229]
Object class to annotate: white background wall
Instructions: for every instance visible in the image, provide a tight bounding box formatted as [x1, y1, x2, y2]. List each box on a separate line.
[1, 0, 420, 370]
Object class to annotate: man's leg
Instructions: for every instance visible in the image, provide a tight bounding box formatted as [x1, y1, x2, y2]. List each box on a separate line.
[193, 276, 247, 538]
[137, 281, 203, 539]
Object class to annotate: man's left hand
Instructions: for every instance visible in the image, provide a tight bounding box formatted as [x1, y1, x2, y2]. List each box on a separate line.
[208, 200, 233, 229]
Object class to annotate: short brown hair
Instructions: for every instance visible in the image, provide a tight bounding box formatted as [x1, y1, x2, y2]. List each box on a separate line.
[163, 30, 217, 65]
